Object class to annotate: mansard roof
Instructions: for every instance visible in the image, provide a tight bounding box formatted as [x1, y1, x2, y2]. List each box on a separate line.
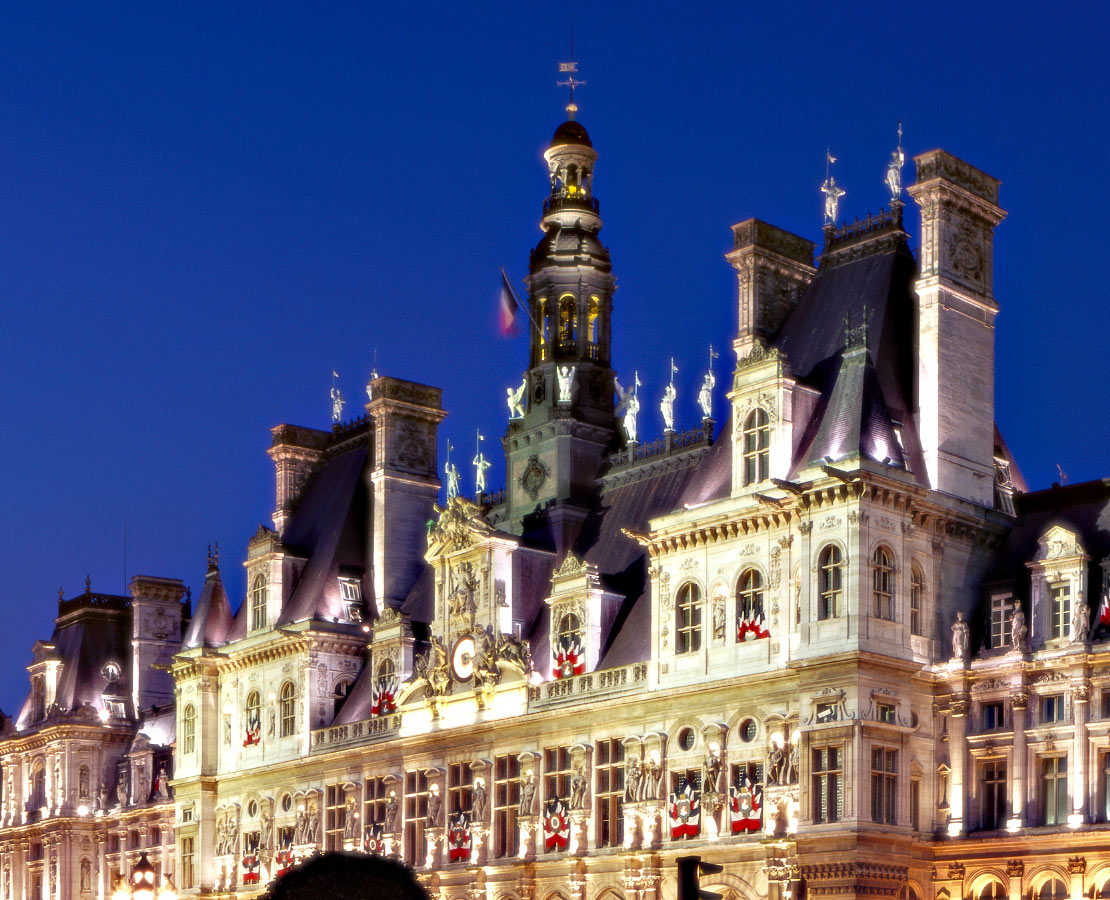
[522, 433, 721, 670]
[16, 590, 133, 730]
[773, 217, 923, 480]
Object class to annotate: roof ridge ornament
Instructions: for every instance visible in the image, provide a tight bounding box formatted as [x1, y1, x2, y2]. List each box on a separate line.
[885, 120, 905, 203]
[821, 149, 846, 226]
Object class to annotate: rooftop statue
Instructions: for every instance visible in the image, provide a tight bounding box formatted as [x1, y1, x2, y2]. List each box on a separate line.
[507, 377, 527, 420]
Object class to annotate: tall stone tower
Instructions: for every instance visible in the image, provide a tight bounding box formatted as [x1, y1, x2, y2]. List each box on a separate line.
[907, 150, 1006, 507]
[503, 101, 618, 553]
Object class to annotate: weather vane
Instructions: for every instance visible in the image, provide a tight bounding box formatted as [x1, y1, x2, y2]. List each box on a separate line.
[557, 24, 585, 118]
[885, 120, 905, 203]
[821, 149, 845, 226]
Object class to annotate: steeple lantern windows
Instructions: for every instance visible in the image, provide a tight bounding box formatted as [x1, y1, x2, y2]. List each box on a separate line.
[557, 295, 577, 352]
[250, 574, 269, 633]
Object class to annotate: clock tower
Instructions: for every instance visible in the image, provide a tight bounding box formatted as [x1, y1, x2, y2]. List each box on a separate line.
[503, 100, 619, 554]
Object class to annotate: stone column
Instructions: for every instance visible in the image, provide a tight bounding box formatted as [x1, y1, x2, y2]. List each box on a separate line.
[948, 698, 968, 835]
[1070, 687, 1090, 827]
[1008, 692, 1028, 829]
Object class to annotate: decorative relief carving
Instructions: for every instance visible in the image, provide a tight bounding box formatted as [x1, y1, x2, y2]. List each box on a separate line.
[1010, 692, 1028, 709]
[520, 456, 549, 502]
[1006, 860, 1024, 878]
[797, 522, 813, 536]
[818, 516, 842, 531]
[971, 678, 1010, 693]
[1067, 857, 1086, 875]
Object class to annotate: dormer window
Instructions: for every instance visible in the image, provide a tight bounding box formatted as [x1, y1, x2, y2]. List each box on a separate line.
[742, 409, 770, 485]
[30, 675, 45, 722]
[554, 613, 584, 678]
[372, 661, 396, 716]
[339, 578, 363, 621]
[1049, 583, 1071, 640]
[333, 679, 353, 719]
[250, 575, 269, 632]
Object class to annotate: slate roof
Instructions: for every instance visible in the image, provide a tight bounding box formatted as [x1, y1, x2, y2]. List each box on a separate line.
[774, 221, 924, 480]
[182, 563, 233, 649]
[16, 593, 133, 730]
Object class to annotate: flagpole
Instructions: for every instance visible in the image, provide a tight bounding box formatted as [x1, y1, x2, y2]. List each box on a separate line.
[501, 266, 543, 338]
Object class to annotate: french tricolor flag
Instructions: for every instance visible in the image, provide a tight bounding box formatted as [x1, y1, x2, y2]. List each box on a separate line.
[499, 268, 521, 336]
[1098, 583, 1110, 628]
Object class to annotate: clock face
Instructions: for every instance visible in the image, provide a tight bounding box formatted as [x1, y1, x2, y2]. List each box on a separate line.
[451, 636, 476, 681]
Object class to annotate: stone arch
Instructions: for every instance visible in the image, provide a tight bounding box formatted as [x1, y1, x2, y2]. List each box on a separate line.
[1026, 867, 1070, 900]
[700, 868, 761, 900]
[967, 870, 1008, 900]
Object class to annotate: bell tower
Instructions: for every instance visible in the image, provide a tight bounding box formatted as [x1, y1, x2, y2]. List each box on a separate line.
[503, 97, 618, 552]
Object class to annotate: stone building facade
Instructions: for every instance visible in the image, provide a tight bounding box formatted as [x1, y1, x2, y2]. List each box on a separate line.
[4, 101, 1110, 900]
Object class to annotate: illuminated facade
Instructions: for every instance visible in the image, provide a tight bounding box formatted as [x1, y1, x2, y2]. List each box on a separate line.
[6, 105, 1110, 900]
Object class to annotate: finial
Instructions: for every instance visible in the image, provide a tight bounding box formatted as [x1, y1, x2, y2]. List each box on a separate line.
[330, 371, 345, 423]
[821, 149, 846, 226]
[473, 430, 490, 495]
[186, 585, 192, 602]
[85, 574, 91, 595]
[58, 586, 64, 602]
[885, 120, 905, 203]
[214, 541, 220, 568]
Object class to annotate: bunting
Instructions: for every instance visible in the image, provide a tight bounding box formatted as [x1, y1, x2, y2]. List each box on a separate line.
[669, 782, 700, 839]
[363, 823, 384, 855]
[448, 812, 473, 862]
[542, 797, 570, 851]
[371, 674, 397, 716]
[729, 773, 763, 833]
[553, 632, 585, 679]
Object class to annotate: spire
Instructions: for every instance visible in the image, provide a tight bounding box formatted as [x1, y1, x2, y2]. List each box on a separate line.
[183, 546, 233, 649]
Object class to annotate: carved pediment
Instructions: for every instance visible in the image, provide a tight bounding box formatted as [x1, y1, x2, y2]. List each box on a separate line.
[1033, 525, 1087, 564]
[426, 497, 493, 556]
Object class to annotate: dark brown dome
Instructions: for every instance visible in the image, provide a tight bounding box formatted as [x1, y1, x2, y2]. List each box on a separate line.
[551, 120, 592, 148]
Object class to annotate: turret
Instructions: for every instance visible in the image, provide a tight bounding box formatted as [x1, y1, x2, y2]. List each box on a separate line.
[504, 101, 618, 553]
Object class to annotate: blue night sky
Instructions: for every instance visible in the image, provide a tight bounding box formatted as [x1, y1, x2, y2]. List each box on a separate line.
[0, 2, 1106, 713]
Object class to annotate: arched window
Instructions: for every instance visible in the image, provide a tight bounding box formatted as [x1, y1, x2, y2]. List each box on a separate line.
[910, 566, 924, 635]
[872, 546, 895, 620]
[279, 682, 296, 737]
[818, 546, 843, 620]
[977, 881, 1005, 900]
[736, 569, 767, 641]
[1038, 880, 1067, 900]
[250, 574, 269, 632]
[31, 675, 45, 722]
[30, 762, 46, 809]
[742, 409, 771, 485]
[373, 661, 397, 716]
[244, 690, 261, 745]
[558, 295, 577, 346]
[587, 297, 600, 346]
[537, 298, 549, 358]
[182, 704, 196, 755]
[898, 886, 921, 900]
[558, 613, 581, 642]
[675, 583, 702, 654]
[333, 679, 353, 719]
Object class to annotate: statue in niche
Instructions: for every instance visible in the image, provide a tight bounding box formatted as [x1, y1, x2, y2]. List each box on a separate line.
[78, 767, 90, 800]
[133, 760, 149, 805]
[625, 757, 642, 802]
[426, 788, 441, 827]
[557, 365, 575, 404]
[343, 794, 359, 840]
[660, 381, 676, 432]
[767, 742, 785, 785]
[306, 804, 319, 843]
[223, 713, 232, 746]
[787, 740, 799, 785]
[97, 780, 109, 812]
[153, 765, 170, 801]
[116, 766, 129, 809]
[642, 756, 661, 801]
[80, 859, 91, 893]
[712, 595, 726, 641]
[518, 770, 536, 816]
[950, 611, 969, 661]
[261, 812, 274, 854]
[507, 378, 527, 420]
[703, 752, 721, 796]
[471, 777, 487, 822]
[384, 792, 399, 832]
[293, 809, 307, 845]
[1011, 606, 1028, 652]
[569, 764, 587, 811]
[1071, 594, 1091, 643]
